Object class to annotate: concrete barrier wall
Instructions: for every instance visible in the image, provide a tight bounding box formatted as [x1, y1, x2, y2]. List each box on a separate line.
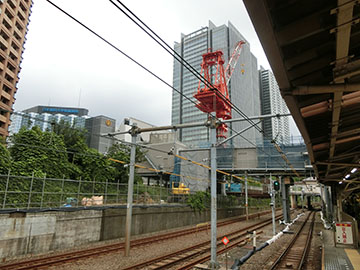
[0, 205, 265, 260]
[0, 210, 102, 260]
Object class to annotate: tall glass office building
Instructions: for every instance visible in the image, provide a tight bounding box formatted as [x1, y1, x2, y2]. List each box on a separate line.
[9, 111, 89, 135]
[259, 67, 290, 144]
[172, 21, 261, 148]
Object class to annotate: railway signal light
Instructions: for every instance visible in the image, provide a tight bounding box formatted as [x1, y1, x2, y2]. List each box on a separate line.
[273, 180, 280, 191]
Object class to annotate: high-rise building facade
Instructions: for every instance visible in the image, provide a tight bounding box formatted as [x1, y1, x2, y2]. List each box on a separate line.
[172, 21, 261, 147]
[259, 67, 290, 144]
[0, 0, 33, 137]
[8, 105, 90, 135]
[8, 105, 115, 154]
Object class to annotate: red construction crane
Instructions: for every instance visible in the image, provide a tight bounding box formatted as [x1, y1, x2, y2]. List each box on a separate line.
[194, 41, 245, 139]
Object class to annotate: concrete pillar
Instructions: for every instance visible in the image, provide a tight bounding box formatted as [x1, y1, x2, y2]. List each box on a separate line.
[307, 196, 312, 210]
[290, 195, 297, 209]
[336, 192, 343, 222]
[281, 177, 290, 223]
[324, 185, 331, 220]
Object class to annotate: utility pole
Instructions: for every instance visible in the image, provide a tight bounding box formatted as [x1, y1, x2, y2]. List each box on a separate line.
[281, 176, 290, 223]
[245, 171, 249, 220]
[301, 187, 304, 212]
[210, 117, 218, 270]
[124, 127, 137, 256]
[270, 173, 276, 236]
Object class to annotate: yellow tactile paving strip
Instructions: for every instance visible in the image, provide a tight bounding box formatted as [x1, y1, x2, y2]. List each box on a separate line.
[345, 249, 360, 270]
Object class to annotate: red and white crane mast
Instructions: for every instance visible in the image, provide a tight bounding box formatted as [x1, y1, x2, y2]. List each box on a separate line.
[194, 41, 245, 139]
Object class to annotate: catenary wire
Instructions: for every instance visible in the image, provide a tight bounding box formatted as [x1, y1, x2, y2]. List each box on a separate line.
[42, 0, 280, 169]
[45, 0, 298, 176]
[44, 0, 199, 111]
[108, 1, 299, 176]
[110, 0, 265, 135]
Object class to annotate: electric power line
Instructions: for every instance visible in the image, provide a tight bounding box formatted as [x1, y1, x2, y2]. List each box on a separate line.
[109, 0, 299, 176]
[45, 0, 298, 176]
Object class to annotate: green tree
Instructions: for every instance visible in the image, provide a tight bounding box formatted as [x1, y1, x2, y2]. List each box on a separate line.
[0, 143, 11, 174]
[187, 191, 211, 211]
[52, 120, 88, 161]
[9, 127, 75, 178]
[74, 147, 116, 182]
[107, 143, 145, 183]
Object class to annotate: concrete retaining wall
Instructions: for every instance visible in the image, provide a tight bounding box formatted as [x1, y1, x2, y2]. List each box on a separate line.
[0, 205, 264, 260]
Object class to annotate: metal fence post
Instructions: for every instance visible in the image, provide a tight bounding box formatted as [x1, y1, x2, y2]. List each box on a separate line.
[145, 182, 147, 196]
[105, 177, 108, 205]
[77, 177, 82, 207]
[245, 171, 249, 220]
[136, 182, 139, 202]
[159, 184, 162, 203]
[60, 175, 65, 207]
[2, 169, 11, 209]
[40, 174, 46, 209]
[27, 172, 34, 209]
[92, 177, 95, 196]
[116, 178, 120, 203]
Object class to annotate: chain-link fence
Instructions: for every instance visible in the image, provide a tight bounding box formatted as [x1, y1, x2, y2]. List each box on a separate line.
[0, 173, 173, 209]
[0, 172, 276, 210]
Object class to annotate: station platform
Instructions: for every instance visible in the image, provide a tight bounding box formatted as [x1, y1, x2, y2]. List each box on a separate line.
[323, 229, 360, 270]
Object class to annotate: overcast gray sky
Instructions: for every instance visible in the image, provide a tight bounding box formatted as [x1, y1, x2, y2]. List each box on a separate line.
[15, 0, 300, 136]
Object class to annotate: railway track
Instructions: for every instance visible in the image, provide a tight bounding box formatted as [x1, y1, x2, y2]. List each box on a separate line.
[122, 212, 287, 270]
[268, 211, 316, 270]
[0, 209, 277, 270]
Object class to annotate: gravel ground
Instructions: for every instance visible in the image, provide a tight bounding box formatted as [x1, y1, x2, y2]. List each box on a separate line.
[1, 209, 306, 270]
[214, 210, 322, 270]
[47, 210, 284, 270]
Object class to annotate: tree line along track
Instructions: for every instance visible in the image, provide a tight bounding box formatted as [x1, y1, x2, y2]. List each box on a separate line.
[0, 209, 278, 270]
[122, 212, 289, 270]
[268, 211, 316, 270]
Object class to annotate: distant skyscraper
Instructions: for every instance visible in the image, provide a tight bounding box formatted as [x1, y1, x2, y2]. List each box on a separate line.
[171, 21, 261, 147]
[259, 67, 290, 144]
[0, 0, 33, 137]
[8, 105, 90, 135]
[8, 105, 115, 154]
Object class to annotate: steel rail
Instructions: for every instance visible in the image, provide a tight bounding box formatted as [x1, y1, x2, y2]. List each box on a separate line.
[122, 212, 289, 270]
[269, 211, 315, 270]
[0, 209, 277, 270]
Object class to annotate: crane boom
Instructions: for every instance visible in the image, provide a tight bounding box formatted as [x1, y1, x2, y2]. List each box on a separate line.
[225, 41, 245, 86]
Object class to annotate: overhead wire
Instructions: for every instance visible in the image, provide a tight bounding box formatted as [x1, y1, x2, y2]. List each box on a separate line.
[6, 138, 210, 183]
[44, 0, 298, 176]
[109, 0, 299, 176]
[109, 0, 300, 176]
[39, 0, 270, 181]
[44, 0, 199, 111]
[104, 135, 263, 184]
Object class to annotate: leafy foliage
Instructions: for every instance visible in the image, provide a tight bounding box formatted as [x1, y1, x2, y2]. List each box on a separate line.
[187, 191, 211, 211]
[74, 147, 115, 182]
[106, 143, 145, 184]
[1, 125, 145, 208]
[53, 120, 88, 154]
[0, 143, 11, 174]
[9, 127, 73, 178]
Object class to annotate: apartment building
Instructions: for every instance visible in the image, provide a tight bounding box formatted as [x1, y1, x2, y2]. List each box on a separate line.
[0, 0, 33, 137]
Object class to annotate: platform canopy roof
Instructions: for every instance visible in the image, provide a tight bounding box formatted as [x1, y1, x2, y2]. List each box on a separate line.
[243, 0, 360, 193]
